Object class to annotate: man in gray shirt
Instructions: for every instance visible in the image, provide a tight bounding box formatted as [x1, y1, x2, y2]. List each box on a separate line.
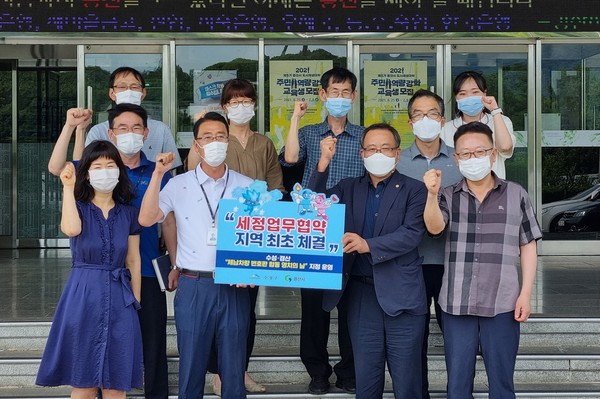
[85, 66, 182, 169]
[397, 89, 462, 399]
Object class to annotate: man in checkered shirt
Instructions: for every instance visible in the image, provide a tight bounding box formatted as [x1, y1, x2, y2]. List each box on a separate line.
[423, 121, 542, 399]
[279, 66, 363, 395]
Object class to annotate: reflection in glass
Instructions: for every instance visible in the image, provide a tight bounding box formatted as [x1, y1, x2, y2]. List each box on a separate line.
[18, 67, 77, 239]
[0, 62, 12, 236]
[541, 44, 600, 240]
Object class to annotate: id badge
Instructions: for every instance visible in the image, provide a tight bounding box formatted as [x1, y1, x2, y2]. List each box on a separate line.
[207, 226, 217, 246]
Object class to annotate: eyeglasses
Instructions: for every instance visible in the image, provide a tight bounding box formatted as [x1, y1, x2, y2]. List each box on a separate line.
[111, 125, 145, 134]
[112, 83, 144, 91]
[410, 111, 443, 121]
[455, 148, 493, 160]
[227, 99, 254, 108]
[362, 146, 398, 157]
[326, 90, 353, 99]
[196, 135, 229, 144]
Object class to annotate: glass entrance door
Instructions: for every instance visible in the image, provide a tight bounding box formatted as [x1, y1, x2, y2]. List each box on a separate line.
[539, 43, 600, 250]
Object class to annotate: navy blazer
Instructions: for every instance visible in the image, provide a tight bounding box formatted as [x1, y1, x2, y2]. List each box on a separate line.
[308, 168, 428, 317]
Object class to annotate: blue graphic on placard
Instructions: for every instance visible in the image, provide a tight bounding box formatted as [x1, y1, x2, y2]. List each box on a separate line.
[216, 183, 344, 290]
[232, 180, 283, 215]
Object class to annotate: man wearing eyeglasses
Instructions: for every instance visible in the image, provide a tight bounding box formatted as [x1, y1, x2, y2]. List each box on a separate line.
[139, 112, 254, 399]
[397, 89, 463, 399]
[308, 123, 428, 398]
[423, 122, 541, 399]
[279, 67, 363, 395]
[85, 66, 182, 169]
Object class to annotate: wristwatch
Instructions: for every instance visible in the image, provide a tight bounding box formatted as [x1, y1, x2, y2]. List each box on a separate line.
[491, 108, 503, 116]
[171, 264, 180, 271]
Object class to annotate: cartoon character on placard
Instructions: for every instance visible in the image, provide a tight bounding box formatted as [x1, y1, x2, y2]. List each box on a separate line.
[232, 180, 283, 215]
[290, 183, 315, 215]
[312, 193, 338, 221]
[291, 183, 339, 219]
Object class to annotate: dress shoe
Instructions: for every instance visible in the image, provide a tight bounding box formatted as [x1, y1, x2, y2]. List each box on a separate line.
[308, 376, 330, 395]
[335, 378, 356, 394]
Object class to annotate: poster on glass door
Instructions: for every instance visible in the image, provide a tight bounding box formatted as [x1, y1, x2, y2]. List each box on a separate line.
[268, 60, 333, 151]
[364, 61, 427, 148]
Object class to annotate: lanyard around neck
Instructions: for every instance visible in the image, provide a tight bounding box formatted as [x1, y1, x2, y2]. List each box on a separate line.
[194, 168, 230, 227]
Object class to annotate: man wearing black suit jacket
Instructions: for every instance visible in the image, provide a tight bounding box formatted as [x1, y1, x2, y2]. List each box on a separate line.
[309, 123, 428, 398]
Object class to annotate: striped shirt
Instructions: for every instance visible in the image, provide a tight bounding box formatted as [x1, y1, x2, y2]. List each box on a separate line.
[438, 174, 542, 317]
[279, 119, 364, 189]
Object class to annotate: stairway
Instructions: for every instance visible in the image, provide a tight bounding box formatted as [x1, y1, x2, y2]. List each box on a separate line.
[2, 318, 600, 398]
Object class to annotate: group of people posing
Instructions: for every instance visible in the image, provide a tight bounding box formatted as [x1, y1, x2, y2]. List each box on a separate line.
[35, 65, 541, 399]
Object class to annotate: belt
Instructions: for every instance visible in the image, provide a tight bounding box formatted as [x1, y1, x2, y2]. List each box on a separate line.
[180, 268, 215, 279]
[350, 275, 374, 285]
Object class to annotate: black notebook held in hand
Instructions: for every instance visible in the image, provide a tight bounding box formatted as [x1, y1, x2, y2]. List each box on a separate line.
[152, 254, 171, 292]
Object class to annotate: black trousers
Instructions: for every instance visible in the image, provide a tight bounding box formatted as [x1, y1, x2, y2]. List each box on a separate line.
[138, 277, 169, 399]
[300, 287, 355, 381]
[208, 285, 259, 373]
[421, 264, 444, 399]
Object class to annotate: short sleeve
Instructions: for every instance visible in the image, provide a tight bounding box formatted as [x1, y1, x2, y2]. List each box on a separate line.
[128, 205, 143, 235]
[518, 190, 542, 245]
[86, 123, 108, 146]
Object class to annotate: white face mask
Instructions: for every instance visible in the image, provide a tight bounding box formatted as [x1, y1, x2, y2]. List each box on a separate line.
[89, 168, 120, 193]
[458, 155, 492, 181]
[200, 141, 228, 167]
[363, 153, 397, 177]
[412, 117, 441, 143]
[115, 89, 143, 106]
[115, 132, 144, 157]
[227, 104, 255, 125]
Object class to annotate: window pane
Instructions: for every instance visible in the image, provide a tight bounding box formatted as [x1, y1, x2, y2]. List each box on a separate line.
[541, 44, 600, 241]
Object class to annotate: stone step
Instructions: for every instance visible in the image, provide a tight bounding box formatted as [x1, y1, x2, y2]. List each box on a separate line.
[2, 318, 600, 397]
[2, 318, 600, 352]
[3, 351, 600, 387]
[3, 383, 600, 398]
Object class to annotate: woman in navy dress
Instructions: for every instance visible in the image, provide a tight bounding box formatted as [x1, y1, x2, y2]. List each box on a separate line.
[36, 140, 143, 399]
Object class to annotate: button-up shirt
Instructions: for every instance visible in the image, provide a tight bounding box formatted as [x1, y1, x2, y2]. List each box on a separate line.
[279, 119, 364, 189]
[353, 176, 391, 277]
[437, 174, 541, 317]
[158, 164, 252, 271]
[397, 139, 463, 265]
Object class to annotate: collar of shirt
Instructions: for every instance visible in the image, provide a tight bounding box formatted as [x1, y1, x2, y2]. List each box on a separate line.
[130, 151, 152, 170]
[407, 139, 454, 161]
[317, 119, 363, 138]
[455, 171, 504, 194]
[193, 163, 230, 185]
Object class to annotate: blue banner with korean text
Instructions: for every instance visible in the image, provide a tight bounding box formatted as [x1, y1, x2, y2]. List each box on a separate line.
[215, 182, 344, 290]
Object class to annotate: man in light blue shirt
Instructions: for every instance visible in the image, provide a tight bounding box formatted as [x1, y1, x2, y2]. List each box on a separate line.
[139, 112, 253, 399]
[85, 66, 182, 169]
[397, 89, 462, 399]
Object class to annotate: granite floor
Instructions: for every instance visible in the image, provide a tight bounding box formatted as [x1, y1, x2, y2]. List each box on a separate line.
[1, 249, 599, 321]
